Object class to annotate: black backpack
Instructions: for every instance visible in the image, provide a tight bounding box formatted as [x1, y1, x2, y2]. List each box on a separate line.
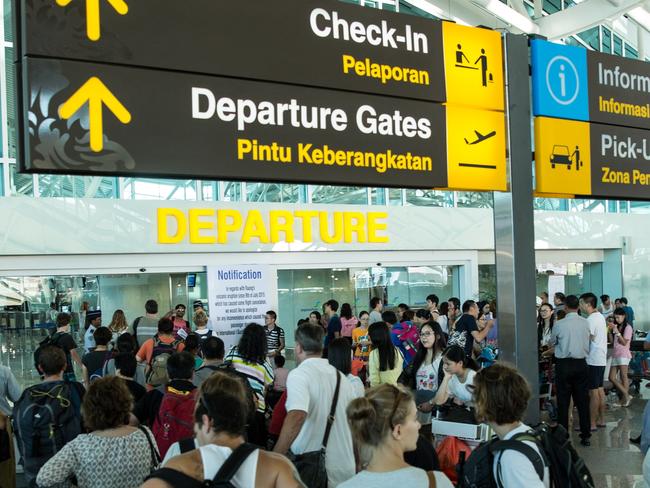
[146, 442, 257, 488]
[459, 423, 595, 488]
[33, 332, 65, 374]
[13, 381, 84, 460]
[89, 351, 115, 383]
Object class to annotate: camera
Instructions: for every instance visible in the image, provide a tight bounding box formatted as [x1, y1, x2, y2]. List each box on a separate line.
[139, 268, 146, 273]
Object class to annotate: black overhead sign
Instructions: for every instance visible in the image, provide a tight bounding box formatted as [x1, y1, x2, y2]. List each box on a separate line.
[588, 51, 650, 131]
[16, 0, 446, 102]
[20, 58, 448, 188]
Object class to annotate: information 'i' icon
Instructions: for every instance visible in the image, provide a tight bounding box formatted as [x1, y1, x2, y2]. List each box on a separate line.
[546, 55, 579, 106]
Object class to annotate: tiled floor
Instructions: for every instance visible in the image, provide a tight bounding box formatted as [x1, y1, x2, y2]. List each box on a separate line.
[1, 329, 649, 487]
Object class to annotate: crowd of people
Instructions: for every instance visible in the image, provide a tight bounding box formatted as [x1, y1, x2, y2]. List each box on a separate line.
[0, 292, 614, 487]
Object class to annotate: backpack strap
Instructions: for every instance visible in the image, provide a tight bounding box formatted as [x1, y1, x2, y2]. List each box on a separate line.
[138, 425, 161, 468]
[146, 468, 203, 488]
[321, 370, 342, 449]
[211, 443, 257, 484]
[179, 437, 195, 454]
[490, 437, 546, 485]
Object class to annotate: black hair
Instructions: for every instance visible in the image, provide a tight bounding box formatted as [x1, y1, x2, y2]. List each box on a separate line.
[462, 300, 476, 313]
[537, 303, 555, 344]
[145, 299, 158, 314]
[114, 353, 137, 378]
[201, 336, 225, 360]
[370, 297, 382, 310]
[620, 297, 629, 305]
[554, 292, 566, 302]
[93, 326, 113, 346]
[381, 310, 398, 325]
[412, 321, 447, 375]
[158, 317, 174, 334]
[448, 297, 460, 310]
[398, 303, 410, 311]
[184, 333, 200, 354]
[236, 323, 268, 364]
[613, 307, 631, 334]
[579, 292, 598, 310]
[266, 310, 277, 321]
[359, 310, 369, 319]
[415, 309, 432, 320]
[328, 337, 353, 375]
[600, 294, 610, 303]
[340, 303, 353, 320]
[439, 302, 449, 316]
[56, 313, 71, 327]
[442, 345, 479, 371]
[310, 310, 322, 321]
[166, 351, 195, 380]
[274, 355, 286, 368]
[564, 294, 579, 310]
[295, 323, 324, 354]
[196, 372, 250, 436]
[368, 322, 397, 372]
[115, 333, 136, 353]
[426, 294, 439, 306]
[175, 304, 186, 310]
[325, 299, 339, 312]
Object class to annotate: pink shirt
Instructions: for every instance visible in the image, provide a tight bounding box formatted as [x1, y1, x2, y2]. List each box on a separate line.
[612, 324, 633, 359]
[273, 367, 289, 391]
[340, 317, 359, 338]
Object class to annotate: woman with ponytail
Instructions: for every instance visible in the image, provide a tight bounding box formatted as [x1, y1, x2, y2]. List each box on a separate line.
[339, 384, 453, 488]
[433, 345, 479, 407]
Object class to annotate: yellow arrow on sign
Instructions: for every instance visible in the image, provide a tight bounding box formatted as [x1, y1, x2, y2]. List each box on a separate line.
[59, 77, 131, 153]
[55, 0, 128, 41]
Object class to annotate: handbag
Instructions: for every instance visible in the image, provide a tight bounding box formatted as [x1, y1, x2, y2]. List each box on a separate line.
[138, 425, 162, 474]
[290, 370, 342, 488]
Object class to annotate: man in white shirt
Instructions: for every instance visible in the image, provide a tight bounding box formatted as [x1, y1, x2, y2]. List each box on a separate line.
[580, 292, 607, 432]
[274, 323, 356, 487]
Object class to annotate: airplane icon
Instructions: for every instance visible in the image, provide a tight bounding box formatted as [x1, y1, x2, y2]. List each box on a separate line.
[464, 130, 496, 145]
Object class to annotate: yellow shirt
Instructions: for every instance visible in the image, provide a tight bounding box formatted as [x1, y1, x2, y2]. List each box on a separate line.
[369, 348, 403, 387]
[352, 327, 371, 361]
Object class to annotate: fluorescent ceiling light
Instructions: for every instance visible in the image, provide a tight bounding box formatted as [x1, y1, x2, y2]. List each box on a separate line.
[628, 6, 650, 30]
[473, 0, 541, 34]
[406, 0, 471, 25]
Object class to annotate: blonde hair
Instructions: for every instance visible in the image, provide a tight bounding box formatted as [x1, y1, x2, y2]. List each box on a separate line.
[108, 309, 128, 334]
[193, 310, 208, 328]
[346, 384, 413, 466]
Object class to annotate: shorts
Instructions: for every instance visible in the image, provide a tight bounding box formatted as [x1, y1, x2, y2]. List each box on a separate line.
[611, 357, 631, 367]
[588, 365, 606, 389]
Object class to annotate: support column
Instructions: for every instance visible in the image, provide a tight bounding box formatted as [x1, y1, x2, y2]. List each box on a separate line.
[494, 34, 539, 422]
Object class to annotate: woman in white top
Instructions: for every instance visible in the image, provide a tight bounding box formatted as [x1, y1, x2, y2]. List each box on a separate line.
[412, 321, 447, 433]
[142, 371, 302, 488]
[434, 345, 478, 407]
[339, 384, 453, 488]
[328, 338, 365, 398]
[473, 363, 550, 487]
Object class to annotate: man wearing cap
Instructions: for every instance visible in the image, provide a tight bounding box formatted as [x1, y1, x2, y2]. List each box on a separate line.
[83, 310, 102, 354]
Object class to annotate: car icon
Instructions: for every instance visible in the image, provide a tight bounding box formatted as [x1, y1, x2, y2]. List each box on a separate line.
[550, 145, 572, 169]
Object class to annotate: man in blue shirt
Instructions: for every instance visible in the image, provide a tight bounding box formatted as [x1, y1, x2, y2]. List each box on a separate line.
[323, 299, 341, 358]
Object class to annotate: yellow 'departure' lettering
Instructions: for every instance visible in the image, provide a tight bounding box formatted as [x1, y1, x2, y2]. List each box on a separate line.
[294, 210, 319, 242]
[269, 210, 295, 243]
[343, 212, 367, 243]
[217, 210, 243, 244]
[241, 210, 270, 244]
[319, 211, 344, 244]
[156, 208, 390, 245]
[158, 208, 187, 244]
[368, 212, 389, 243]
[188, 209, 217, 244]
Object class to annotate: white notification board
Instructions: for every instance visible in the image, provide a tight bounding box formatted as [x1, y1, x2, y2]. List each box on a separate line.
[548, 275, 566, 301]
[206, 264, 277, 352]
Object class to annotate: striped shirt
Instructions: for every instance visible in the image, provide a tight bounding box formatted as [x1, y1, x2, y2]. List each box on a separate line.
[224, 347, 274, 412]
[265, 325, 285, 353]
